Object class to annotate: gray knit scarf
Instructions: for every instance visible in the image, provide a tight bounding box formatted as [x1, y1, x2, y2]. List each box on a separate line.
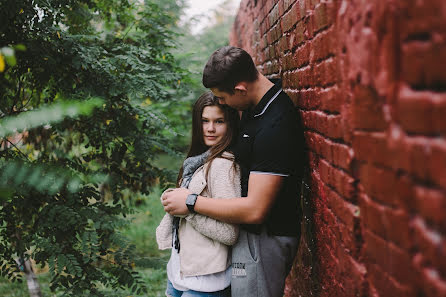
[173, 150, 211, 252]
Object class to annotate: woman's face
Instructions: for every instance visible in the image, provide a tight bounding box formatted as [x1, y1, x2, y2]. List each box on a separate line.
[202, 105, 227, 147]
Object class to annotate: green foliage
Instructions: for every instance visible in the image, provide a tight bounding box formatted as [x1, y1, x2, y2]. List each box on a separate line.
[0, 0, 187, 295]
[0, 186, 170, 296]
[174, 0, 236, 98]
[0, 98, 103, 138]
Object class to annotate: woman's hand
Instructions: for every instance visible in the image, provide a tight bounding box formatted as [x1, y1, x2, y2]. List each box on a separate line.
[162, 188, 191, 216]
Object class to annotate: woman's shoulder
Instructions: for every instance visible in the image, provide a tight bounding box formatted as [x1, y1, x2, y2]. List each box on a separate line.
[209, 152, 235, 167]
[204, 152, 235, 172]
[212, 152, 234, 166]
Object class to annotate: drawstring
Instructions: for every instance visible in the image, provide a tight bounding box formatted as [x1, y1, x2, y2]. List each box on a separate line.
[173, 217, 180, 252]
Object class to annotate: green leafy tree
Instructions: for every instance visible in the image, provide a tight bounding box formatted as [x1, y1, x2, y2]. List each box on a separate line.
[0, 0, 186, 295]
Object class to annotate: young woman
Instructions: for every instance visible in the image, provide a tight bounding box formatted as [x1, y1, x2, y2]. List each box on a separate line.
[156, 91, 241, 297]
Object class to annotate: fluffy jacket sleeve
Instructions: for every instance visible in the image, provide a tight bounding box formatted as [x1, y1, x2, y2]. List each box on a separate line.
[155, 188, 175, 250]
[184, 157, 241, 246]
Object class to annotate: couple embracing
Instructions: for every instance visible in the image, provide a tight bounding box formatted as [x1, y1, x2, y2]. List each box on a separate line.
[157, 46, 305, 297]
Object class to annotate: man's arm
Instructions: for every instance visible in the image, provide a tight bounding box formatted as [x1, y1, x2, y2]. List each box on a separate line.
[162, 172, 283, 224]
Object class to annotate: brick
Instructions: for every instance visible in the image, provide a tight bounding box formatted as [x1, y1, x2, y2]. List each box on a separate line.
[324, 181, 359, 230]
[293, 41, 311, 68]
[278, 0, 284, 18]
[305, 131, 354, 170]
[401, 41, 446, 90]
[397, 85, 446, 134]
[267, 23, 282, 44]
[336, 249, 367, 297]
[352, 131, 395, 168]
[364, 229, 417, 286]
[264, 60, 280, 75]
[297, 0, 308, 21]
[265, 0, 275, 14]
[367, 263, 417, 297]
[430, 140, 446, 188]
[395, 136, 432, 182]
[283, 0, 296, 12]
[312, 2, 335, 34]
[317, 207, 338, 249]
[282, 70, 298, 88]
[391, 136, 446, 188]
[294, 65, 312, 88]
[295, 88, 319, 109]
[260, 19, 269, 36]
[301, 110, 344, 139]
[319, 85, 342, 113]
[412, 217, 446, 277]
[358, 163, 399, 207]
[414, 186, 446, 229]
[281, 52, 294, 71]
[321, 206, 356, 255]
[268, 3, 280, 27]
[313, 57, 338, 87]
[310, 26, 337, 63]
[361, 193, 412, 250]
[419, 266, 446, 297]
[266, 44, 276, 60]
[282, 71, 293, 88]
[400, 0, 446, 44]
[323, 183, 360, 253]
[281, 3, 299, 32]
[317, 243, 341, 297]
[351, 85, 388, 131]
[395, 173, 416, 212]
[318, 158, 356, 201]
[360, 193, 387, 242]
[277, 34, 289, 55]
[289, 21, 307, 49]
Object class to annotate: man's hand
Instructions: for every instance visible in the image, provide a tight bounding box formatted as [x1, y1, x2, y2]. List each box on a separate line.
[162, 187, 191, 216]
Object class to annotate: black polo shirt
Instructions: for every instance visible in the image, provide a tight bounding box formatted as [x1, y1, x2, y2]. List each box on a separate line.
[233, 80, 305, 236]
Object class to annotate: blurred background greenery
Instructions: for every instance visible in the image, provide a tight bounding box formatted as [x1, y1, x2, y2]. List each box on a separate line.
[0, 0, 236, 295]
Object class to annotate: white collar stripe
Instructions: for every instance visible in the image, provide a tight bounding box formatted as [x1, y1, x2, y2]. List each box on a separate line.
[254, 88, 282, 117]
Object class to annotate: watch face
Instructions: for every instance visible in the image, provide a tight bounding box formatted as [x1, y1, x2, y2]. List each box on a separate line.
[186, 194, 197, 212]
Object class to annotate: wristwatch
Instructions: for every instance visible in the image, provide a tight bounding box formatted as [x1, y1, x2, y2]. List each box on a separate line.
[186, 193, 198, 213]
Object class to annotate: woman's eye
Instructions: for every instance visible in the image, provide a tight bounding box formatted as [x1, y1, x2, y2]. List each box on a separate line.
[202, 119, 209, 123]
[216, 120, 225, 124]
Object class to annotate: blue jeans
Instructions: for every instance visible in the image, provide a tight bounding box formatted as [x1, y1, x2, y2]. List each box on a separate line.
[166, 280, 231, 297]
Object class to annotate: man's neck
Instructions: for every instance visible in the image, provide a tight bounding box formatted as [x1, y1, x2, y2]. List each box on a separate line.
[249, 74, 275, 106]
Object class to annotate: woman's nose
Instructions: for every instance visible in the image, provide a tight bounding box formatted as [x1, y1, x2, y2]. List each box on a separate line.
[207, 122, 215, 131]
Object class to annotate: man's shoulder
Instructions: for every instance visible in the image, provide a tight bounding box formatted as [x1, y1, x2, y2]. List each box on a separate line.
[260, 92, 298, 125]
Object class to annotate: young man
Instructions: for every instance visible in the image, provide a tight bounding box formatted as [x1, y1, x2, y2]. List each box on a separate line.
[162, 46, 305, 297]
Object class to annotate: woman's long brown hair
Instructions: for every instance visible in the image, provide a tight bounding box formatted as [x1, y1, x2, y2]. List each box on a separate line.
[176, 91, 240, 186]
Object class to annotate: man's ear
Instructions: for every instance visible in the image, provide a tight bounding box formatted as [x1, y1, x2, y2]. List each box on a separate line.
[234, 82, 248, 94]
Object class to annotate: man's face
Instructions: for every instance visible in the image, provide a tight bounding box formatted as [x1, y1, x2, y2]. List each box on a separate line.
[211, 88, 250, 111]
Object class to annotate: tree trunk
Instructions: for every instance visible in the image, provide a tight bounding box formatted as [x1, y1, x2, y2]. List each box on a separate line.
[16, 258, 42, 297]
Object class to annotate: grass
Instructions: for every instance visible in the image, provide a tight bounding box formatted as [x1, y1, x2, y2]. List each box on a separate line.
[0, 186, 171, 297]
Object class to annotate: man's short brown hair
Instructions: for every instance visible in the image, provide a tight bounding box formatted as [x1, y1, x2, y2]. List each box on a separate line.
[202, 46, 259, 94]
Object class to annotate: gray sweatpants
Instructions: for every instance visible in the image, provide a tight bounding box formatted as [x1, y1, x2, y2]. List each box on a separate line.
[231, 228, 299, 297]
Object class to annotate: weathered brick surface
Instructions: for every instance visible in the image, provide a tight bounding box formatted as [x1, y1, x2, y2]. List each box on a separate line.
[231, 0, 446, 296]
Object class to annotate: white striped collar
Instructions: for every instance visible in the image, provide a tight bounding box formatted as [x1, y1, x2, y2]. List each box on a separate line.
[253, 88, 282, 118]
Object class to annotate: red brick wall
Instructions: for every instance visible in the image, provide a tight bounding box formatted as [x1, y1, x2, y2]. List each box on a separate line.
[230, 0, 446, 296]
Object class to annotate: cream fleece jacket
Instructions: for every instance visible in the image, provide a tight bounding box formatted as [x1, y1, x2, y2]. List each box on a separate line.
[156, 154, 241, 276]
